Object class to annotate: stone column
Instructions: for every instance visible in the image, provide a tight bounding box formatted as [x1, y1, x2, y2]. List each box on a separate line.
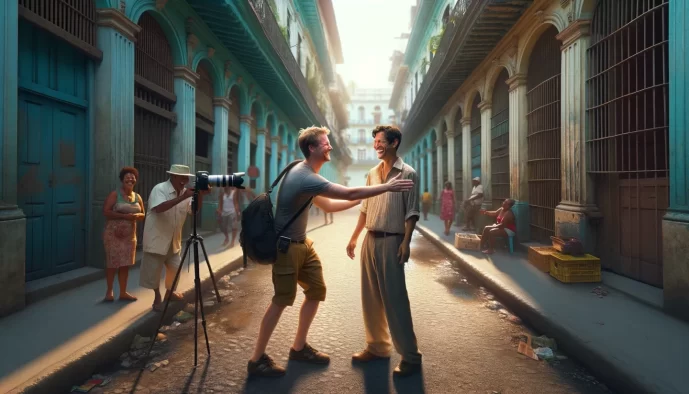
[172, 66, 198, 171]
[446, 130, 456, 187]
[280, 145, 288, 170]
[461, 118, 472, 200]
[555, 20, 600, 250]
[663, 0, 689, 320]
[507, 73, 529, 241]
[238, 115, 252, 209]
[203, 97, 230, 231]
[479, 101, 492, 210]
[269, 135, 279, 189]
[90, 9, 141, 266]
[436, 139, 444, 197]
[0, 0, 24, 317]
[255, 128, 267, 194]
[419, 155, 426, 193]
[425, 148, 433, 202]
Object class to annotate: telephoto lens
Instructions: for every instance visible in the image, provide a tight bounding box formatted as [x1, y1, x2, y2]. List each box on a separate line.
[195, 171, 245, 190]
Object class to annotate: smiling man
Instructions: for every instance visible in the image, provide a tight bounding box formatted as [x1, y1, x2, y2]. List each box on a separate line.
[247, 126, 415, 377]
[346, 125, 423, 377]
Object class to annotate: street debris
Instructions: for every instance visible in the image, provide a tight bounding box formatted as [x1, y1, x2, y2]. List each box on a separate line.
[591, 286, 609, 298]
[531, 335, 557, 350]
[534, 347, 555, 360]
[70, 375, 111, 392]
[174, 310, 193, 322]
[507, 315, 522, 325]
[486, 300, 503, 310]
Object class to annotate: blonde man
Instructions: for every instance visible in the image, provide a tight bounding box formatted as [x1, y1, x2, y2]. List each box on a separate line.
[248, 126, 415, 377]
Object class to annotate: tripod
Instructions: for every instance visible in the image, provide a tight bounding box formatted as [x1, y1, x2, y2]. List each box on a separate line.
[143, 188, 222, 367]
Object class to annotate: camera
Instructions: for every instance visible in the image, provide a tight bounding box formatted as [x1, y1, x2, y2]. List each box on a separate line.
[195, 171, 245, 191]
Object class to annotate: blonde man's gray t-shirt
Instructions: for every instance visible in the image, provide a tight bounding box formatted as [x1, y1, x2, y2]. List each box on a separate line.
[274, 162, 332, 241]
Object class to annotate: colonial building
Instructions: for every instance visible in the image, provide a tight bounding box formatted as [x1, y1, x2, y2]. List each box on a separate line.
[389, 0, 688, 320]
[344, 87, 393, 187]
[0, 0, 351, 317]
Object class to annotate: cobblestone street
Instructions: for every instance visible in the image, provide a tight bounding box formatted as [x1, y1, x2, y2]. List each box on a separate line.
[82, 209, 612, 394]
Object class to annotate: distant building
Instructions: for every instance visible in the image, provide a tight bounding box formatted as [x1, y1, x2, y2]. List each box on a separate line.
[344, 87, 394, 187]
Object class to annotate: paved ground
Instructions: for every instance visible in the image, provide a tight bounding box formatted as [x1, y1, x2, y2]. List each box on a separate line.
[77, 208, 612, 394]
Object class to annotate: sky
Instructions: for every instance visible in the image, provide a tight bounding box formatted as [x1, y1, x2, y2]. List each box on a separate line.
[332, 0, 416, 89]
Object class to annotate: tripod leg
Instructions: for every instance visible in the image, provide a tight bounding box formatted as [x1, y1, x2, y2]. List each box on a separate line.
[196, 268, 212, 357]
[142, 238, 192, 367]
[198, 239, 221, 303]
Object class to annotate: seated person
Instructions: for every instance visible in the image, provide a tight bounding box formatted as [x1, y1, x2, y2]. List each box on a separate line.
[478, 198, 516, 254]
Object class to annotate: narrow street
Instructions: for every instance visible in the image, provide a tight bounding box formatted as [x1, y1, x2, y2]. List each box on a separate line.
[81, 209, 612, 394]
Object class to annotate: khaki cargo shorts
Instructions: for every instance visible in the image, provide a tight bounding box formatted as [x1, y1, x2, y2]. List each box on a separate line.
[272, 238, 326, 306]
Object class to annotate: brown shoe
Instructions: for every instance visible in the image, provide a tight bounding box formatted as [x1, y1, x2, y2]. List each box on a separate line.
[247, 354, 286, 377]
[289, 343, 330, 364]
[351, 350, 390, 363]
[393, 360, 421, 377]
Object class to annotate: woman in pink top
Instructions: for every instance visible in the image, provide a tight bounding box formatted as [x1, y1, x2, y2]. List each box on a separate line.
[439, 181, 455, 236]
[479, 198, 517, 254]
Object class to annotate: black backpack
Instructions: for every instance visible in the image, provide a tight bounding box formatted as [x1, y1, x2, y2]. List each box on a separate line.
[239, 160, 313, 265]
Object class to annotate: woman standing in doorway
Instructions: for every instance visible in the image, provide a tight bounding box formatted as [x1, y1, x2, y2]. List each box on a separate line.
[440, 181, 455, 235]
[102, 167, 145, 302]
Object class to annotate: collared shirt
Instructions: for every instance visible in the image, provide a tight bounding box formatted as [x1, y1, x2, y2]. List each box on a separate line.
[361, 157, 420, 233]
[470, 184, 484, 206]
[142, 180, 192, 255]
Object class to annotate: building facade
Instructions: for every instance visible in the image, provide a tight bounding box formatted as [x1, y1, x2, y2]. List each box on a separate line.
[0, 0, 351, 317]
[389, 0, 688, 320]
[344, 87, 393, 187]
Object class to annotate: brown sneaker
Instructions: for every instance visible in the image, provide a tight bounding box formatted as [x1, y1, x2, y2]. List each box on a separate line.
[352, 350, 390, 363]
[288, 343, 330, 364]
[393, 360, 421, 377]
[247, 354, 286, 377]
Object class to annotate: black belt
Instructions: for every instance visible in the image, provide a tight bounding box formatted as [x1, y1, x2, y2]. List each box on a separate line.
[368, 231, 404, 238]
[279, 236, 306, 244]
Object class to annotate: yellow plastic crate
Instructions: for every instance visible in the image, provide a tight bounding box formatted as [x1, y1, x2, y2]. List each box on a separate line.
[528, 246, 556, 272]
[549, 252, 601, 283]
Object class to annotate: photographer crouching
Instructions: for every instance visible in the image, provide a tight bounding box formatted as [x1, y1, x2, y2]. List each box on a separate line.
[139, 164, 210, 312]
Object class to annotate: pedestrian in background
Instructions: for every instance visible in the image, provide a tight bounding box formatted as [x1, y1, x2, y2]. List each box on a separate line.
[217, 186, 240, 248]
[421, 188, 432, 220]
[102, 167, 145, 302]
[347, 125, 423, 377]
[440, 181, 455, 236]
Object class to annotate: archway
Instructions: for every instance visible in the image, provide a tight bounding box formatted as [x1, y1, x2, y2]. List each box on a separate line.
[586, 0, 669, 287]
[453, 106, 464, 202]
[132, 11, 176, 244]
[440, 120, 448, 185]
[470, 95, 482, 179]
[249, 102, 261, 189]
[430, 130, 438, 213]
[227, 85, 241, 173]
[526, 25, 561, 243]
[490, 68, 510, 209]
[195, 60, 215, 175]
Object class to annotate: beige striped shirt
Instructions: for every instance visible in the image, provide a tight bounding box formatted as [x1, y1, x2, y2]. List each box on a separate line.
[361, 157, 420, 234]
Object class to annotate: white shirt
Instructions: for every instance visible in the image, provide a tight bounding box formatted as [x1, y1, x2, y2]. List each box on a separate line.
[221, 190, 236, 216]
[470, 184, 484, 206]
[142, 180, 192, 255]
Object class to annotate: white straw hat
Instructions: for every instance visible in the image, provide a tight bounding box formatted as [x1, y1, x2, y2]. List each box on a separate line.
[166, 164, 195, 177]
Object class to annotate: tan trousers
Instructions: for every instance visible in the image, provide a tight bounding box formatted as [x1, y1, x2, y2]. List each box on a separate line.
[139, 244, 182, 290]
[361, 232, 422, 364]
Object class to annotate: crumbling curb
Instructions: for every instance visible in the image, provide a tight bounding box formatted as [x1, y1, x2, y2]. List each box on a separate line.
[416, 224, 655, 394]
[15, 255, 245, 394]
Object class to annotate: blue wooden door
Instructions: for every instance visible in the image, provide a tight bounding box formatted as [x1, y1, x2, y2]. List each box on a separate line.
[18, 20, 88, 281]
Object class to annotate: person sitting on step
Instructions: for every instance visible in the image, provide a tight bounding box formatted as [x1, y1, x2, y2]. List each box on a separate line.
[478, 198, 517, 255]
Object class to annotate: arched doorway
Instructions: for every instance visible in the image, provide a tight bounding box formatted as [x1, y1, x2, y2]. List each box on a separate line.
[133, 12, 175, 243]
[194, 60, 215, 230]
[228, 86, 241, 173]
[453, 107, 464, 206]
[250, 103, 259, 189]
[441, 121, 448, 184]
[491, 69, 510, 209]
[470, 95, 482, 180]
[526, 26, 561, 243]
[586, 0, 669, 287]
[430, 131, 439, 213]
[17, 0, 97, 280]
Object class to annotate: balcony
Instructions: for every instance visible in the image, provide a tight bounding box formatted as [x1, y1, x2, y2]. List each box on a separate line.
[400, 0, 533, 151]
[188, 0, 329, 129]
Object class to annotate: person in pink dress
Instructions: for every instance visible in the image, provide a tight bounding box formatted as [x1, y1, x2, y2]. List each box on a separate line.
[102, 167, 145, 302]
[440, 181, 455, 236]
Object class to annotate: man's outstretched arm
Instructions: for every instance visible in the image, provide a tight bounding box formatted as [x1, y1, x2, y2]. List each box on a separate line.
[319, 173, 413, 201]
[312, 196, 360, 213]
